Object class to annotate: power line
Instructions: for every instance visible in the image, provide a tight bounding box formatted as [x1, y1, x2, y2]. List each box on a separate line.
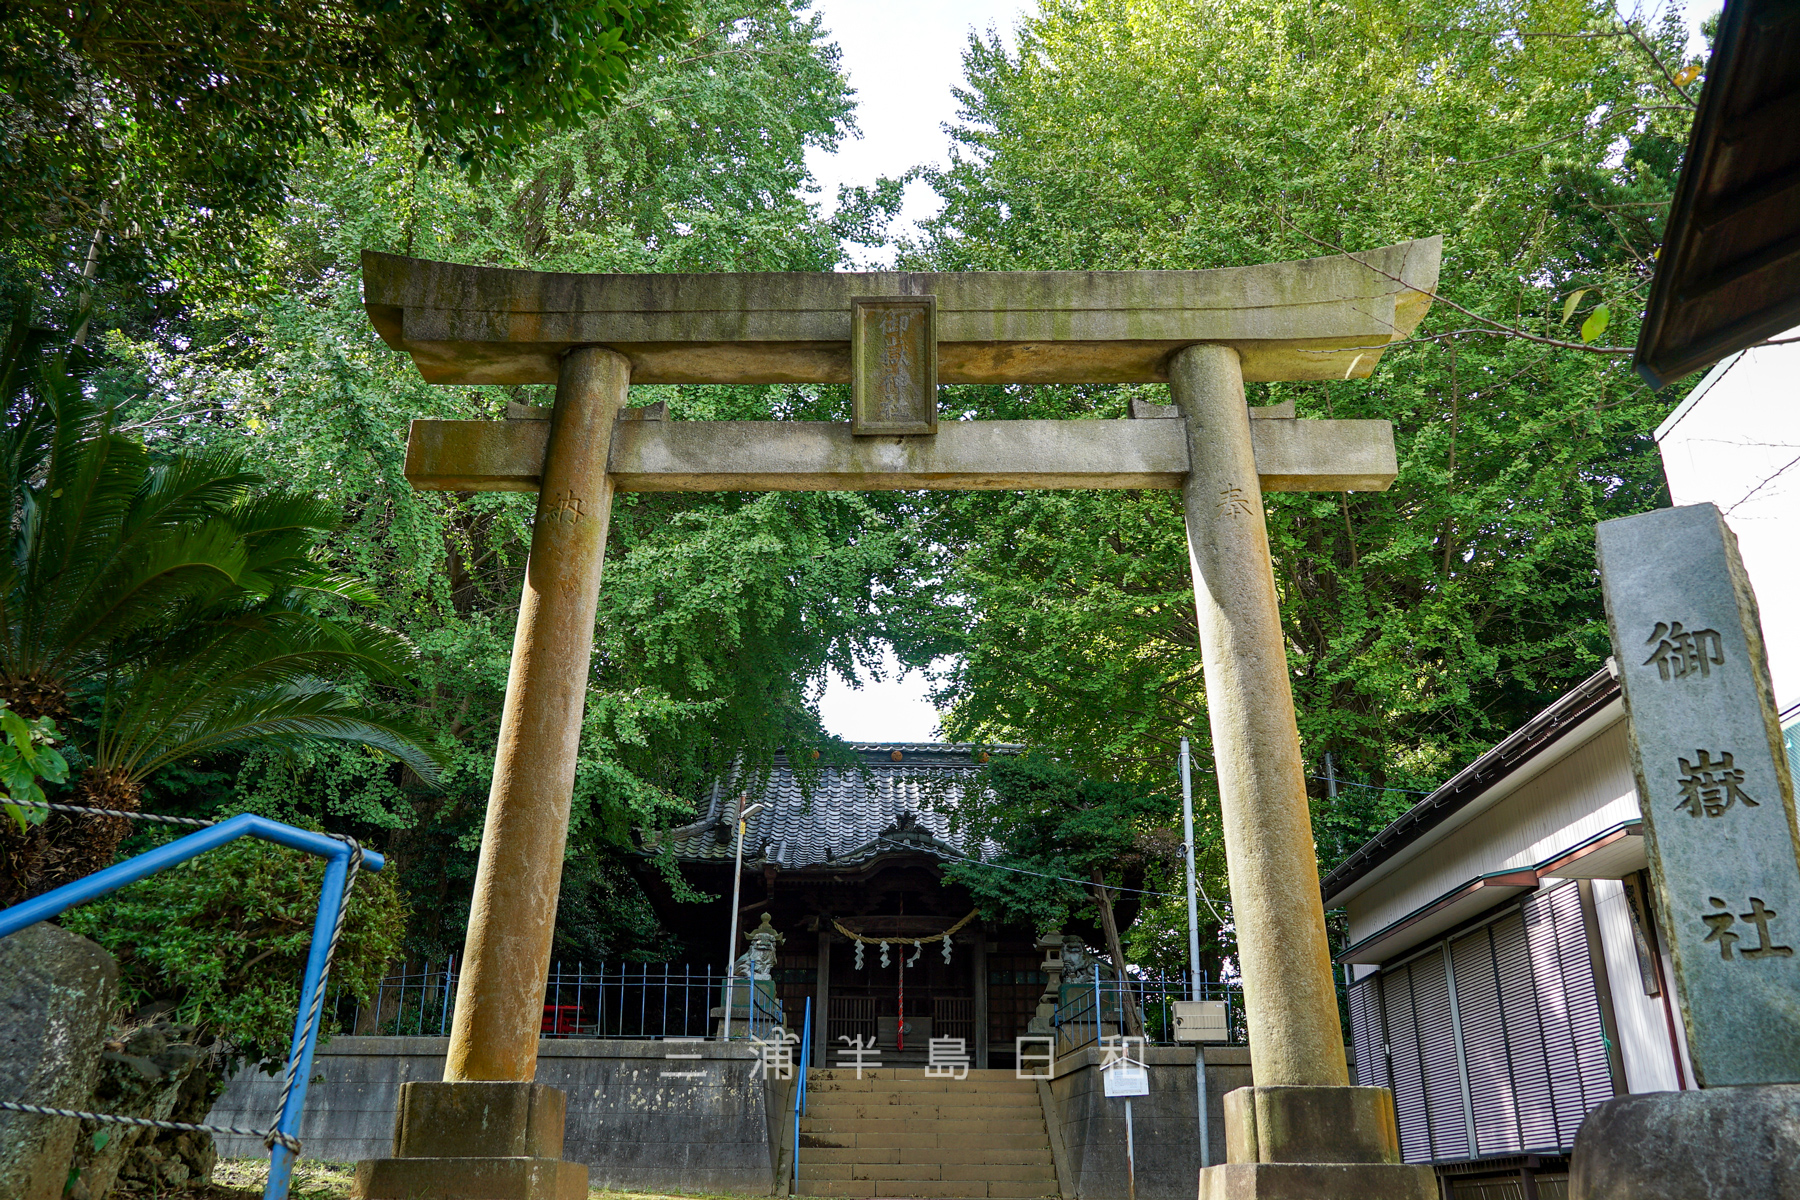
[880, 835, 1233, 914]
[1308, 774, 1436, 797]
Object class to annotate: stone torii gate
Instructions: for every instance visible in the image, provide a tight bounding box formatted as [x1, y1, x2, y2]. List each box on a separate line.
[354, 240, 1444, 1200]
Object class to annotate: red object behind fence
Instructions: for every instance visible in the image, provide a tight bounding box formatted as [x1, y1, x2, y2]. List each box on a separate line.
[542, 1005, 581, 1037]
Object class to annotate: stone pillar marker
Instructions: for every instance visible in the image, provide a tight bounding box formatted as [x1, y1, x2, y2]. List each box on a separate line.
[1569, 503, 1800, 1200]
[355, 346, 629, 1200]
[1571, 502, 1800, 1200]
[1171, 345, 1436, 1200]
[1596, 502, 1800, 1084]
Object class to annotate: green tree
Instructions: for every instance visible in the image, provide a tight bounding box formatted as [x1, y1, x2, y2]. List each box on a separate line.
[94, 0, 912, 959]
[1, 0, 690, 327]
[890, 0, 1698, 906]
[934, 755, 1180, 1033]
[0, 318, 442, 901]
[63, 830, 409, 1071]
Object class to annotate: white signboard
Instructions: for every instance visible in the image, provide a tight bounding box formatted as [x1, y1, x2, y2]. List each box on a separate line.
[1103, 1061, 1149, 1097]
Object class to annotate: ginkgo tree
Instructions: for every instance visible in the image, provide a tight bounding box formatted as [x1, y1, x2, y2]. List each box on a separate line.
[888, 0, 1701, 902]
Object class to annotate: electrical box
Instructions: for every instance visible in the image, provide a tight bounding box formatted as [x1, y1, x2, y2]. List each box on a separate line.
[1173, 1000, 1229, 1042]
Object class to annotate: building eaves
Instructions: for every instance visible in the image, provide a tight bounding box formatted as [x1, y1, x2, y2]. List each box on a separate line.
[1633, 0, 1800, 387]
[1320, 664, 1622, 907]
[646, 743, 1014, 871]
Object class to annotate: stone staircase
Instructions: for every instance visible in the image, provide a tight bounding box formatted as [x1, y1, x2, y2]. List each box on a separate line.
[796, 1067, 1059, 1199]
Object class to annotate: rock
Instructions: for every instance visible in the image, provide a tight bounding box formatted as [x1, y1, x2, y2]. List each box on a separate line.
[0, 922, 119, 1200]
[65, 1016, 221, 1198]
[1570, 1084, 1800, 1199]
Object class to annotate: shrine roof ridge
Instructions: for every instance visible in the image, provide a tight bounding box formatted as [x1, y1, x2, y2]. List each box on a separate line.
[361, 237, 1441, 386]
[651, 743, 1014, 870]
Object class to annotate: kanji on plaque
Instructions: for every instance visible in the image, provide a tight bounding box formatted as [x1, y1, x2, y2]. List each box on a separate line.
[852, 296, 937, 435]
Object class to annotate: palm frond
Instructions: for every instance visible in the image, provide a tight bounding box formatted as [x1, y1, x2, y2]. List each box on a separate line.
[116, 678, 445, 786]
[44, 520, 252, 677]
[6, 433, 150, 678]
[280, 571, 383, 608]
[124, 451, 261, 538]
[101, 609, 422, 759]
[229, 492, 342, 541]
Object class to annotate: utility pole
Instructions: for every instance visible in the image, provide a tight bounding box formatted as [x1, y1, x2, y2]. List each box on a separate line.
[1181, 737, 1202, 1002]
[719, 794, 764, 1039]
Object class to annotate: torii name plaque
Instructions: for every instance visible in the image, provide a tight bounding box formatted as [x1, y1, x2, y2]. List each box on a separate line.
[852, 294, 937, 436]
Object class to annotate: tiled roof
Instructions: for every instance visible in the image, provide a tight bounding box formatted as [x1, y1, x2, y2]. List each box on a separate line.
[651, 744, 1017, 870]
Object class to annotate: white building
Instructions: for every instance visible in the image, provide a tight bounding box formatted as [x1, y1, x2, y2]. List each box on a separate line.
[1325, 667, 1672, 1198]
[1323, 347, 1798, 1197]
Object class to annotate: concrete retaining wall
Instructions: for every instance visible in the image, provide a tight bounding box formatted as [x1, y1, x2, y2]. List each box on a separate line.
[207, 1037, 781, 1194]
[1047, 1045, 1252, 1200]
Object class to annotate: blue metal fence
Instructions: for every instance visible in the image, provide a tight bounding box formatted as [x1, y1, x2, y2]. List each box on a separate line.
[341, 959, 784, 1041]
[1052, 967, 1249, 1052]
[0, 812, 381, 1200]
[790, 997, 812, 1197]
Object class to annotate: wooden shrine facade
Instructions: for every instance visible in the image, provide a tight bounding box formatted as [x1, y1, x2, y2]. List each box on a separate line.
[635, 744, 1111, 1068]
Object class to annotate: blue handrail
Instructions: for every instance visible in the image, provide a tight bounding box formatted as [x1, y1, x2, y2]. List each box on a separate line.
[791, 996, 812, 1198]
[0, 813, 384, 1200]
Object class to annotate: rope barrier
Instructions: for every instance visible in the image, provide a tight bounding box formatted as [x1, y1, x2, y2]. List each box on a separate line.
[0, 1101, 302, 1154]
[266, 836, 361, 1152]
[8, 799, 214, 828]
[1, 800, 367, 1159]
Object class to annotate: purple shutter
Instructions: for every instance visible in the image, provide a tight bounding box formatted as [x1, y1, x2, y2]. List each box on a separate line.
[1380, 961, 1433, 1162]
[1409, 950, 1471, 1161]
[1557, 891, 1617, 1114]
[1522, 881, 1615, 1141]
[1491, 908, 1560, 1151]
[1449, 926, 1520, 1156]
[1372, 881, 1613, 1165]
[1348, 975, 1387, 1091]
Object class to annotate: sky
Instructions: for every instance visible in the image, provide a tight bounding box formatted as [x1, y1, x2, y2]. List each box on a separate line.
[808, 0, 1037, 742]
[1656, 333, 1800, 717]
[802, 0, 1034, 262]
[804, 0, 1725, 743]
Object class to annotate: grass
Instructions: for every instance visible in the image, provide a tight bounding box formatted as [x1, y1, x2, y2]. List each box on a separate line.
[198, 1160, 775, 1200]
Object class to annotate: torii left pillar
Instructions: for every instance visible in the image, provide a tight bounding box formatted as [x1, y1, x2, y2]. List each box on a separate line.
[355, 347, 629, 1200]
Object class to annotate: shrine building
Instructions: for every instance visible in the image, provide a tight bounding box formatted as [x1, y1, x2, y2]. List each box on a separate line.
[635, 743, 1130, 1070]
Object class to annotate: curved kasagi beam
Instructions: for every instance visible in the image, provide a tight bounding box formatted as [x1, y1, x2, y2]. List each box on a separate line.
[362, 237, 1441, 387]
[0, 814, 384, 1200]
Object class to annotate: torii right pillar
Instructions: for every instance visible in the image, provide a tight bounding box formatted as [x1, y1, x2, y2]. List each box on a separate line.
[1173, 344, 1437, 1200]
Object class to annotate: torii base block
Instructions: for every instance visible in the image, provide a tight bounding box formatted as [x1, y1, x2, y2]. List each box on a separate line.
[1197, 1086, 1438, 1200]
[353, 1081, 587, 1200]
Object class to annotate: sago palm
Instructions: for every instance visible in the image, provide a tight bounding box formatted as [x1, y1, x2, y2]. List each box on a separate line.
[0, 305, 442, 901]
